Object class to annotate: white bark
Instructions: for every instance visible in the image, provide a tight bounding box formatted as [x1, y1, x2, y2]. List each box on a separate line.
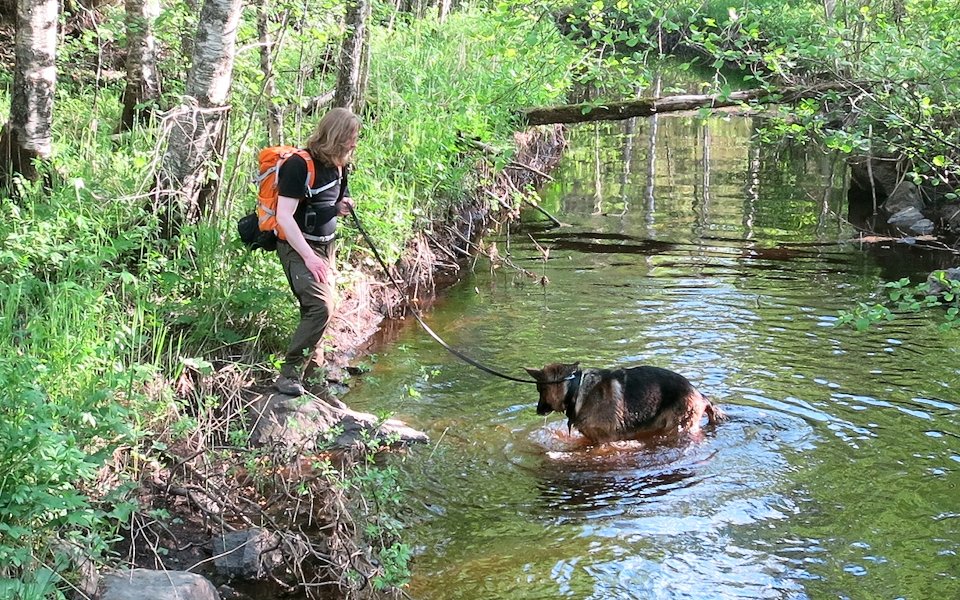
[156, 0, 242, 235]
[437, 0, 451, 23]
[119, 0, 160, 131]
[258, 0, 282, 145]
[333, 0, 370, 112]
[2, 0, 59, 181]
[823, 0, 836, 20]
[184, 0, 242, 107]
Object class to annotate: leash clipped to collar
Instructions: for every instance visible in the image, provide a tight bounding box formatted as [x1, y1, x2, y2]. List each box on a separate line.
[349, 206, 541, 384]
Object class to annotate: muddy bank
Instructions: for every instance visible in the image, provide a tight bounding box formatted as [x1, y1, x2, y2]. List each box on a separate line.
[107, 125, 567, 600]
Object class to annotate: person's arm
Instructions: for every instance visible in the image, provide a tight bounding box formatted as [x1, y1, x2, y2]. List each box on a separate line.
[277, 195, 329, 283]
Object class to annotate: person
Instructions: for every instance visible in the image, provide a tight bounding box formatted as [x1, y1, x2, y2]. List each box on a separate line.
[273, 107, 360, 396]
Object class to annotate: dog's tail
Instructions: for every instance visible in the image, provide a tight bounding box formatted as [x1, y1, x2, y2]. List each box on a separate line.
[704, 398, 726, 425]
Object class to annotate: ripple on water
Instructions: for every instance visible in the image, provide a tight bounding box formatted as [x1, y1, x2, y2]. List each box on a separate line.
[581, 544, 813, 599]
[526, 404, 814, 519]
[515, 406, 820, 597]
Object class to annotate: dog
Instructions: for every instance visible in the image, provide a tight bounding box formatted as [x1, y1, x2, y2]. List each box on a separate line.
[525, 362, 723, 444]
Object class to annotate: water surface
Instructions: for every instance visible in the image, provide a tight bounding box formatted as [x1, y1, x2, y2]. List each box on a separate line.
[346, 115, 960, 599]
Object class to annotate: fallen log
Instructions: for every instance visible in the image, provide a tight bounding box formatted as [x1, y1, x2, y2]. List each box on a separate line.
[518, 82, 860, 126]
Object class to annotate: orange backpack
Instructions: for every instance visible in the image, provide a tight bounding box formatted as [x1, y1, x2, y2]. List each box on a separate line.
[254, 146, 316, 240]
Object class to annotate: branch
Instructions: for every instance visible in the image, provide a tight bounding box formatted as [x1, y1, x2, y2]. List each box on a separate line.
[517, 82, 861, 125]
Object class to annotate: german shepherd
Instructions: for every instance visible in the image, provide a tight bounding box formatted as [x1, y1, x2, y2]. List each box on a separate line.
[525, 362, 723, 444]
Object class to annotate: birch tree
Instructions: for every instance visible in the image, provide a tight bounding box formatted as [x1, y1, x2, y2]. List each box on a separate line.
[118, 0, 161, 132]
[154, 0, 243, 237]
[258, 0, 282, 145]
[333, 0, 371, 112]
[438, 0, 451, 23]
[0, 0, 59, 185]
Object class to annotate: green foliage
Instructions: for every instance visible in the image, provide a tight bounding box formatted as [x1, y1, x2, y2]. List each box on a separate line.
[679, 1, 960, 187]
[0, 1, 583, 593]
[551, 0, 960, 190]
[0, 188, 141, 593]
[340, 7, 576, 262]
[837, 272, 960, 331]
[349, 428, 411, 590]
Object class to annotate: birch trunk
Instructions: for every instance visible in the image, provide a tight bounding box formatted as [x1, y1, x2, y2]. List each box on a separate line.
[1, 0, 59, 184]
[118, 0, 160, 132]
[822, 0, 836, 20]
[155, 0, 242, 237]
[437, 0, 451, 23]
[333, 0, 370, 112]
[258, 0, 282, 145]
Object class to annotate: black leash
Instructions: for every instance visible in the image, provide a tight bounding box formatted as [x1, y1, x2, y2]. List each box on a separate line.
[349, 206, 540, 384]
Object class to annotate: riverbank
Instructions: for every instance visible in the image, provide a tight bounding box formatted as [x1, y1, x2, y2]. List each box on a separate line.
[106, 124, 567, 600]
[0, 7, 582, 596]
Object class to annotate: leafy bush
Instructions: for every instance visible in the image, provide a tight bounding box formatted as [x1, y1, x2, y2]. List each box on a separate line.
[838, 271, 960, 331]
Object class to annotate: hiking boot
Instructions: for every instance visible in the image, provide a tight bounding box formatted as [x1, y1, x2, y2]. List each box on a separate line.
[275, 375, 305, 396]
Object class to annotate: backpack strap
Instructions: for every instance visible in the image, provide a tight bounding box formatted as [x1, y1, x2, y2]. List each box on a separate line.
[258, 149, 319, 200]
[270, 149, 341, 199]
[290, 149, 317, 196]
[306, 166, 347, 208]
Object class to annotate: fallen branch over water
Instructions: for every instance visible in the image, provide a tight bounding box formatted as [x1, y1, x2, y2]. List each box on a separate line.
[518, 82, 861, 125]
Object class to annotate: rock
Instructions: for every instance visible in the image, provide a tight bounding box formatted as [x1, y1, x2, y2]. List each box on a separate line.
[212, 528, 283, 580]
[216, 584, 239, 599]
[97, 569, 220, 600]
[247, 390, 428, 452]
[909, 218, 935, 235]
[848, 155, 904, 197]
[887, 206, 925, 226]
[882, 180, 924, 215]
[927, 267, 960, 295]
[933, 201, 960, 233]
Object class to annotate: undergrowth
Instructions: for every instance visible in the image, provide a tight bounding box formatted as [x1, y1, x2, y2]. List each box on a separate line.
[0, 3, 577, 597]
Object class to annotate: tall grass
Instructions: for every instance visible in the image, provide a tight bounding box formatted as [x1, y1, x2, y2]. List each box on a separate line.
[0, 3, 579, 595]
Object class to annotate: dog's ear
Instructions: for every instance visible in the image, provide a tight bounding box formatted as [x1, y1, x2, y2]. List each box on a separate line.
[566, 362, 580, 372]
[524, 367, 542, 381]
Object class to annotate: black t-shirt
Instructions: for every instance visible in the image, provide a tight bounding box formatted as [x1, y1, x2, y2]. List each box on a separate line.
[277, 153, 348, 241]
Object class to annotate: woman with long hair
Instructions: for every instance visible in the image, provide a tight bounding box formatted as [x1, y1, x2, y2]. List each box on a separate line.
[273, 107, 360, 396]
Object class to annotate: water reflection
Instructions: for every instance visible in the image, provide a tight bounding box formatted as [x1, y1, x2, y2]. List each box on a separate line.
[345, 114, 960, 599]
[523, 406, 820, 599]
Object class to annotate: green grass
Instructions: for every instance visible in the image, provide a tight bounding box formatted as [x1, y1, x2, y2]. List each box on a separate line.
[0, 3, 579, 595]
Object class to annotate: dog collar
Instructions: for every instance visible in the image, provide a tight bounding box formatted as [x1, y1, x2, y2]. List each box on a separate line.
[562, 369, 583, 426]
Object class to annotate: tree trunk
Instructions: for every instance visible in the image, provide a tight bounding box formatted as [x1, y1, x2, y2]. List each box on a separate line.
[822, 0, 836, 20]
[118, 0, 160, 132]
[333, 0, 370, 112]
[437, 0, 451, 23]
[154, 0, 242, 238]
[257, 0, 282, 145]
[518, 83, 859, 126]
[357, 0, 373, 111]
[0, 0, 59, 185]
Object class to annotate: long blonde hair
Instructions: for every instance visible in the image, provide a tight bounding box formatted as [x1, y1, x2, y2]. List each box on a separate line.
[305, 107, 360, 167]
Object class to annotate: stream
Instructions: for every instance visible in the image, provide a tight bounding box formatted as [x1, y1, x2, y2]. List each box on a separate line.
[344, 114, 960, 599]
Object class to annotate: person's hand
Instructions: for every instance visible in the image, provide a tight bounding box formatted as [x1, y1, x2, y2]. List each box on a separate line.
[303, 252, 329, 283]
[336, 196, 355, 217]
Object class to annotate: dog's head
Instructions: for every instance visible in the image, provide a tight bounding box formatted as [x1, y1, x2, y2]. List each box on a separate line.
[525, 362, 580, 415]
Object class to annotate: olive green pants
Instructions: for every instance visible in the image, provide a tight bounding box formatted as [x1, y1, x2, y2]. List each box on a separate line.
[277, 240, 337, 378]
